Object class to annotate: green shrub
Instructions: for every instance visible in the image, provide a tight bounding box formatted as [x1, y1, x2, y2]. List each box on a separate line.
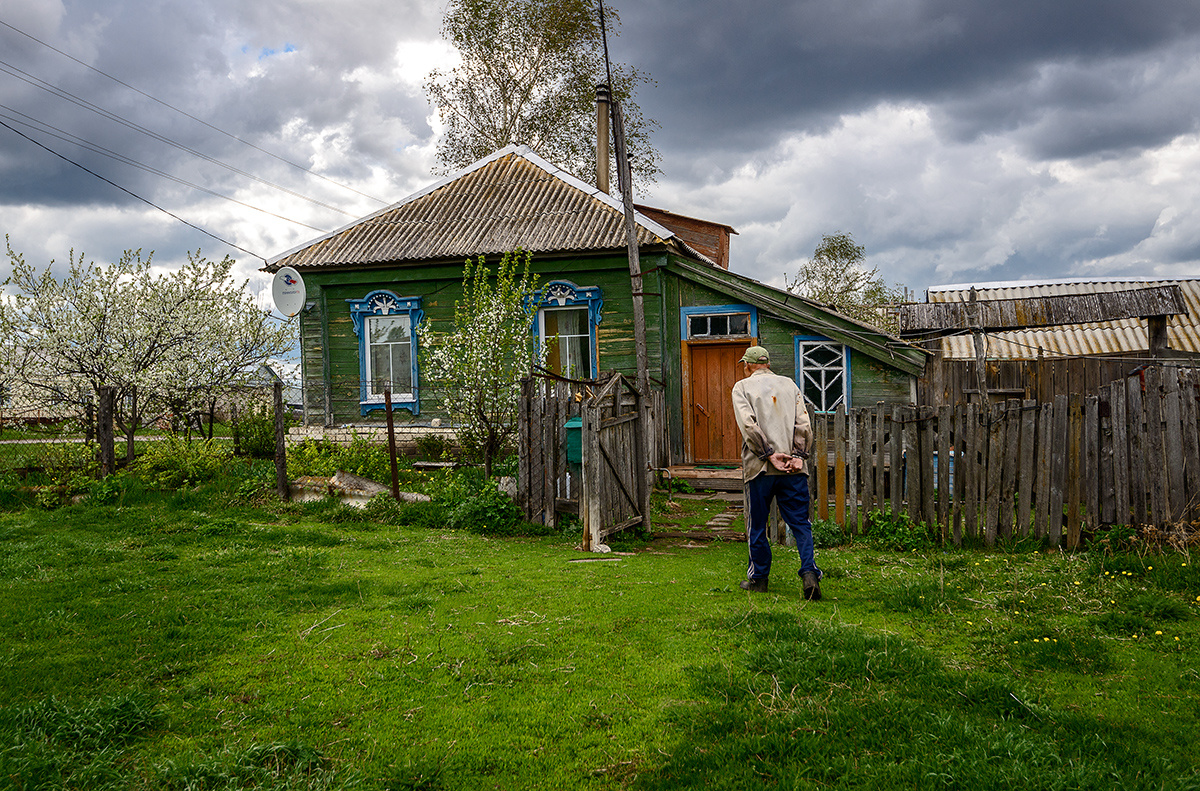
[129, 436, 233, 489]
[234, 403, 283, 458]
[415, 433, 449, 461]
[448, 480, 521, 535]
[865, 505, 934, 552]
[287, 436, 396, 485]
[810, 517, 846, 548]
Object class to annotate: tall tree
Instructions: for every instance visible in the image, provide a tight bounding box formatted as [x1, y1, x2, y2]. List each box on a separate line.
[425, 0, 659, 189]
[786, 232, 905, 333]
[421, 249, 542, 477]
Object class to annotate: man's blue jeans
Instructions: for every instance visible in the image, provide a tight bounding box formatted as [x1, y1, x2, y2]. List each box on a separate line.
[745, 472, 819, 582]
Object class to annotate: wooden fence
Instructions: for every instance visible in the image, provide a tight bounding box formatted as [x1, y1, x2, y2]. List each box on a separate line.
[517, 373, 667, 532]
[918, 351, 1135, 408]
[811, 364, 1200, 547]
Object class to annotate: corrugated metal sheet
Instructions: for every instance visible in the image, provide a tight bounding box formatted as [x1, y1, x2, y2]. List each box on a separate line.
[925, 278, 1200, 359]
[266, 145, 700, 270]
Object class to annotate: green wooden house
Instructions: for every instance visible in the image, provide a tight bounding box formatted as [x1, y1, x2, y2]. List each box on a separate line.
[265, 145, 926, 466]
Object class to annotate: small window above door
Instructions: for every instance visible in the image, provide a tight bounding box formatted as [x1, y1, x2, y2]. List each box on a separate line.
[680, 304, 757, 340]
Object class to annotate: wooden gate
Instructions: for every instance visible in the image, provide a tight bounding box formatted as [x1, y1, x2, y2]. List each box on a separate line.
[581, 373, 650, 550]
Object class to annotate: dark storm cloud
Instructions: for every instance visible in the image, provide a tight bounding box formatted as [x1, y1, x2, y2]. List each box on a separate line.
[0, 0, 438, 218]
[620, 0, 1200, 158]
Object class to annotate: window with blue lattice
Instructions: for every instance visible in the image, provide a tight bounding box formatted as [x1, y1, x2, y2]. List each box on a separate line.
[347, 290, 423, 415]
[795, 336, 850, 413]
[531, 281, 603, 380]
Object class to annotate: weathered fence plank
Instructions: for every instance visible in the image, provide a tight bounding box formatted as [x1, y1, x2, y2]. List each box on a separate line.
[815, 411, 828, 521]
[848, 407, 859, 533]
[1110, 382, 1130, 526]
[1034, 402, 1053, 538]
[920, 407, 936, 530]
[937, 405, 951, 541]
[891, 407, 903, 515]
[1085, 394, 1099, 528]
[1127, 375, 1147, 526]
[1066, 394, 1084, 548]
[1145, 367, 1166, 526]
[1016, 400, 1036, 537]
[1163, 366, 1185, 520]
[1181, 369, 1200, 522]
[1048, 395, 1068, 546]
[1097, 388, 1114, 525]
[984, 408, 1004, 546]
[835, 406, 847, 527]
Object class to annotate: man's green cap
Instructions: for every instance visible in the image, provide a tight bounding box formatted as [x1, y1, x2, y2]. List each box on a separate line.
[739, 346, 770, 364]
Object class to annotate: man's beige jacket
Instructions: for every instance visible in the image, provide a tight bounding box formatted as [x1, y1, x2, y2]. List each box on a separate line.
[731, 368, 814, 482]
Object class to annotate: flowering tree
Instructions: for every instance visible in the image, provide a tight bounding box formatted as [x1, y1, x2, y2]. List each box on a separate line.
[3, 240, 293, 452]
[422, 249, 542, 477]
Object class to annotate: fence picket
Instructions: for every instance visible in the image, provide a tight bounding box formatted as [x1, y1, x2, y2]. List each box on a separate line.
[1048, 395, 1068, 546]
[891, 407, 903, 516]
[984, 408, 1004, 546]
[1016, 400, 1036, 537]
[1085, 394, 1099, 529]
[1145, 367, 1166, 526]
[937, 405, 951, 541]
[1164, 366, 1185, 522]
[1035, 403, 1053, 538]
[920, 407, 936, 530]
[848, 408, 859, 533]
[1110, 383, 1130, 526]
[1098, 388, 1114, 525]
[835, 406, 847, 527]
[964, 403, 979, 540]
[1000, 400, 1021, 540]
[816, 412, 829, 521]
[1127, 375, 1147, 525]
[1181, 369, 1200, 522]
[1066, 394, 1084, 548]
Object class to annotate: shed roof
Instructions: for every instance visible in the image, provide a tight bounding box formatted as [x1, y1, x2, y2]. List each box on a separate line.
[265, 145, 709, 270]
[921, 278, 1200, 359]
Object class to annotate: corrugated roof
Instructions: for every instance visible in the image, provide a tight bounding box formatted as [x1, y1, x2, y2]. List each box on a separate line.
[266, 145, 707, 270]
[924, 278, 1200, 359]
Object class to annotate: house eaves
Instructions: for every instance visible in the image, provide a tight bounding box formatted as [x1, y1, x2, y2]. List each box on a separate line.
[668, 258, 928, 376]
[264, 145, 714, 271]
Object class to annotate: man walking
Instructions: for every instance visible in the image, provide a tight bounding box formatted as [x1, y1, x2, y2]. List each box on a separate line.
[731, 346, 822, 599]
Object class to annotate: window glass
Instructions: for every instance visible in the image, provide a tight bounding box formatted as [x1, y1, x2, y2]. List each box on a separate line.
[688, 312, 751, 338]
[799, 341, 846, 412]
[367, 315, 412, 395]
[542, 307, 591, 379]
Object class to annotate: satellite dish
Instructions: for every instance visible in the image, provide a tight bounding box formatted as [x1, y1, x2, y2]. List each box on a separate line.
[272, 267, 306, 317]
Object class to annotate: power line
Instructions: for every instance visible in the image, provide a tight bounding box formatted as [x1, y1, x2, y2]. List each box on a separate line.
[0, 116, 263, 261]
[0, 104, 330, 233]
[0, 57, 362, 218]
[0, 17, 389, 206]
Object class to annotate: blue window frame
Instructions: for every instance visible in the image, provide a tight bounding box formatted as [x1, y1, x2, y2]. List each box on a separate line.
[347, 290, 423, 416]
[794, 335, 850, 413]
[531, 281, 603, 379]
[680, 304, 757, 340]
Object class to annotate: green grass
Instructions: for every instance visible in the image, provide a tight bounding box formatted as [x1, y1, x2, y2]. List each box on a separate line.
[1, 485, 1199, 790]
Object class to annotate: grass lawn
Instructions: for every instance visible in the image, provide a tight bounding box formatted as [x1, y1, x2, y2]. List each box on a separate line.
[1, 484, 1198, 790]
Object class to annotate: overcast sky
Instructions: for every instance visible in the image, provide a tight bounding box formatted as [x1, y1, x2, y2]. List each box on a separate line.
[2, 0, 1200, 308]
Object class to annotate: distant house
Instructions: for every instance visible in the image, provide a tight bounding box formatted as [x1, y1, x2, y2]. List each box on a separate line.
[265, 145, 926, 466]
[897, 278, 1199, 406]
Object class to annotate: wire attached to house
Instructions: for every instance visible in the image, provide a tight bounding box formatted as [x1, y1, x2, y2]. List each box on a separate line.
[0, 17, 389, 207]
[0, 116, 263, 261]
[0, 105, 329, 233]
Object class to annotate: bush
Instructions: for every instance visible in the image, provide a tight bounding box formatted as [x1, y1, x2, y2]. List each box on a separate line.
[415, 433, 449, 461]
[865, 505, 934, 552]
[449, 480, 522, 534]
[129, 436, 233, 489]
[397, 500, 450, 529]
[810, 517, 846, 548]
[235, 403, 282, 458]
[286, 436, 397, 485]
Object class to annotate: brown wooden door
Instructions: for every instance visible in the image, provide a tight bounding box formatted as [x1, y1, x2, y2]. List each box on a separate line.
[689, 342, 751, 463]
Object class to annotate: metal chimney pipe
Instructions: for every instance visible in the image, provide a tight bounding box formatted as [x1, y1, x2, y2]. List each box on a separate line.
[596, 84, 611, 194]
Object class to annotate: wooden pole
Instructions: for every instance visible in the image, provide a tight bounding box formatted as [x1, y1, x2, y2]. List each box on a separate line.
[969, 287, 989, 410]
[384, 386, 400, 501]
[274, 381, 290, 501]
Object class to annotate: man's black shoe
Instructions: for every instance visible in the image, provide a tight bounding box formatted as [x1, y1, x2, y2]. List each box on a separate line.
[801, 571, 822, 601]
[739, 578, 769, 593]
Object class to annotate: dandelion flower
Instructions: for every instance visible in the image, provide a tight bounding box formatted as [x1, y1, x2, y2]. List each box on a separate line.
[1148, 566, 1153, 570]
[1156, 630, 1163, 635]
